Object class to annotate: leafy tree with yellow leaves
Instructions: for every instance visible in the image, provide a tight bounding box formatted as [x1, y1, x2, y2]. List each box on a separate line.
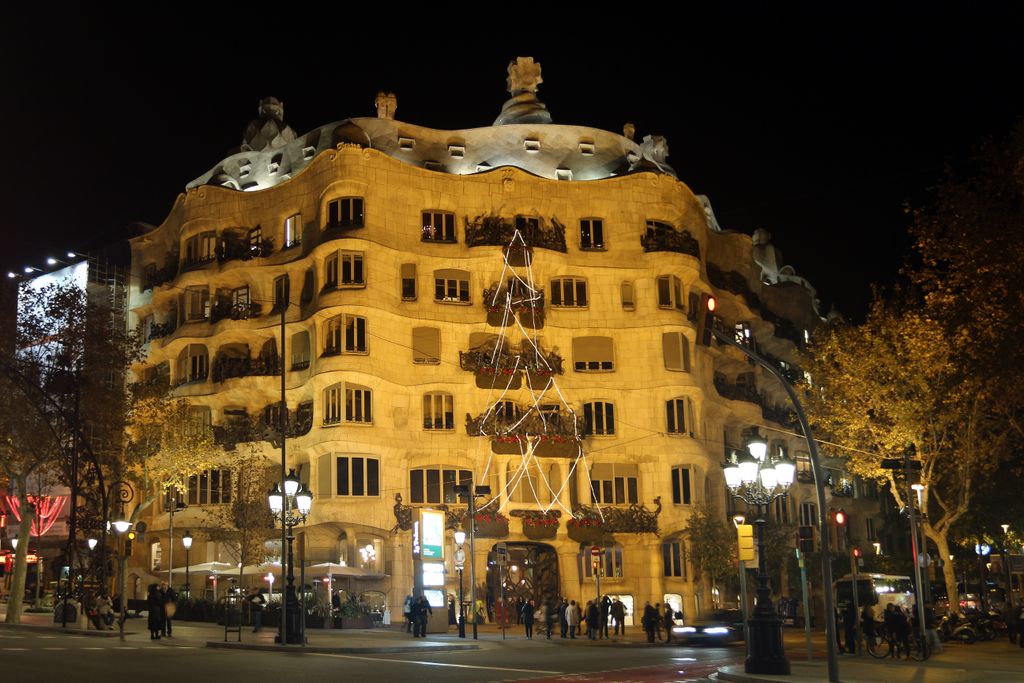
[807, 298, 1009, 608]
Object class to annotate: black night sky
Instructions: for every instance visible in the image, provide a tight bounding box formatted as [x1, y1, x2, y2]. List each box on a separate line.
[4, 13, 1022, 320]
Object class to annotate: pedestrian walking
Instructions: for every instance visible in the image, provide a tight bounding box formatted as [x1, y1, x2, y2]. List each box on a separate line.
[147, 584, 164, 640]
[575, 601, 583, 637]
[248, 588, 267, 632]
[448, 596, 457, 626]
[663, 602, 675, 644]
[600, 594, 611, 639]
[522, 599, 536, 639]
[545, 602, 556, 639]
[843, 600, 857, 654]
[586, 600, 599, 640]
[923, 602, 942, 654]
[611, 598, 626, 636]
[566, 600, 579, 639]
[1003, 600, 1019, 645]
[559, 599, 569, 638]
[161, 582, 177, 638]
[642, 602, 658, 643]
[403, 594, 414, 633]
[413, 594, 432, 637]
[861, 603, 875, 646]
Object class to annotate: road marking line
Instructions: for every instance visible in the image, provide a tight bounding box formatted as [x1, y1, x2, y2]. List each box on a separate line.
[114, 646, 138, 650]
[37, 635, 56, 639]
[3, 648, 29, 651]
[42, 647, 67, 650]
[307, 653, 561, 674]
[82, 647, 104, 650]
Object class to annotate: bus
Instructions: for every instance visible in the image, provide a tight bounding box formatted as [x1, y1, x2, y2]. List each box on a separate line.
[834, 573, 915, 616]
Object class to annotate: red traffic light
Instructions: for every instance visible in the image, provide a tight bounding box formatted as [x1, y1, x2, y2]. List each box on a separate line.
[834, 509, 847, 526]
[852, 547, 861, 558]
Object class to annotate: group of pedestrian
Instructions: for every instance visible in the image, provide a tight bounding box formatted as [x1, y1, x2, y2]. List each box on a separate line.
[402, 593, 433, 637]
[146, 581, 177, 640]
[641, 601, 679, 643]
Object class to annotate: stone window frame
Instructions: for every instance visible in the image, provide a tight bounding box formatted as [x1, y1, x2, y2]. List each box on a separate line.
[579, 218, 605, 250]
[583, 400, 615, 436]
[550, 276, 589, 308]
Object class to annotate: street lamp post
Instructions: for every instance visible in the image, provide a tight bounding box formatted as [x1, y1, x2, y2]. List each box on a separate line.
[182, 531, 193, 598]
[454, 530, 466, 638]
[1001, 524, 1013, 605]
[112, 508, 132, 642]
[268, 469, 312, 645]
[722, 431, 795, 675]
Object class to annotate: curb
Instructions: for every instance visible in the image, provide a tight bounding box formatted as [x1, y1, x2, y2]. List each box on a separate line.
[205, 640, 481, 654]
[0, 623, 132, 638]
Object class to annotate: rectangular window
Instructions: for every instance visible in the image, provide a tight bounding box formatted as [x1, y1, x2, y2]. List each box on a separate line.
[409, 468, 470, 505]
[865, 517, 877, 541]
[248, 227, 263, 254]
[335, 456, 380, 497]
[423, 393, 454, 430]
[341, 251, 364, 285]
[412, 327, 441, 364]
[671, 466, 692, 505]
[662, 541, 686, 578]
[274, 275, 289, 310]
[185, 469, 232, 506]
[583, 401, 615, 436]
[590, 464, 638, 505]
[346, 385, 372, 423]
[657, 275, 684, 310]
[573, 336, 614, 372]
[663, 333, 691, 372]
[323, 385, 343, 425]
[666, 398, 692, 435]
[421, 211, 457, 242]
[515, 215, 540, 231]
[800, 502, 817, 527]
[550, 277, 588, 307]
[434, 270, 470, 303]
[325, 253, 339, 288]
[184, 231, 217, 266]
[620, 282, 635, 310]
[327, 197, 364, 228]
[284, 213, 302, 248]
[401, 263, 417, 301]
[185, 288, 210, 322]
[583, 545, 623, 578]
[344, 315, 367, 353]
[580, 218, 604, 250]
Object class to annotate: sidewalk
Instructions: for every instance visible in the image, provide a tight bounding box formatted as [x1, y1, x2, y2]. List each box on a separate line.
[711, 630, 1024, 683]
[0, 608, 665, 653]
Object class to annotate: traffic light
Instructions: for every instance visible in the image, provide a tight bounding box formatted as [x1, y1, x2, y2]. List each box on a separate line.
[797, 525, 815, 553]
[852, 546, 861, 558]
[833, 509, 847, 527]
[697, 293, 717, 346]
[737, 524, 755, 562]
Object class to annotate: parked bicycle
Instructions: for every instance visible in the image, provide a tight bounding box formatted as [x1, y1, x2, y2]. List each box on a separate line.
[866, 624, 930, 661]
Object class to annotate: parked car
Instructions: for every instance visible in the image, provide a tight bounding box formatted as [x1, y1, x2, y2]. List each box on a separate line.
[673, 609, 744, 645]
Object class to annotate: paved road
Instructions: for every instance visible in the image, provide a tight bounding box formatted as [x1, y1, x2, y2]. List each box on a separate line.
[0, 627, 737, 682]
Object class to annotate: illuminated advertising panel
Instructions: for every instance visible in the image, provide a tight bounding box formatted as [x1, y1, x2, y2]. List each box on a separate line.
[420, 509, 445, 560]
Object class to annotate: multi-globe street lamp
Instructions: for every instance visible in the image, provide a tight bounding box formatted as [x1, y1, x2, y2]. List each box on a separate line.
[268, 468, 312, 645]
[722, 430, 796, 675]
[454, 530, 467, 638]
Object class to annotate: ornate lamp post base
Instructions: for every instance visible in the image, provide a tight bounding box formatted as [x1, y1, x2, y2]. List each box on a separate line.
[746, 615, 791, 674]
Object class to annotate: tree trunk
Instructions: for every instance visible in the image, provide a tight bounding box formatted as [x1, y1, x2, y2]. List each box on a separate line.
[927, 527, 958, 615]
[5, 484, 35, 624]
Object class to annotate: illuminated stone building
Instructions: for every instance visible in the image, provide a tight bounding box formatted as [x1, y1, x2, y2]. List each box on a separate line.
[126, 58, 885, 623]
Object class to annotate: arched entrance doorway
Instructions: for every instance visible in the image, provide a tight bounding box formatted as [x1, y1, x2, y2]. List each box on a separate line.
[486, 542, 559, 625]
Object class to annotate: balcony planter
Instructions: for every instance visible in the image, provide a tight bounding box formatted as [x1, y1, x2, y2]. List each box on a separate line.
[503, 244, 533, 267]
[475, 368, 521, 390]
[567, 519, 605, 544]
[525, 369, 556, 387]
[465, 513, 509, 538]
[521, 518, 559, 540]
[486, 308, 509, 326]
[516, 306, 544, 329]
[491, 436, 527, 454]
[534, 436, 581, 458]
